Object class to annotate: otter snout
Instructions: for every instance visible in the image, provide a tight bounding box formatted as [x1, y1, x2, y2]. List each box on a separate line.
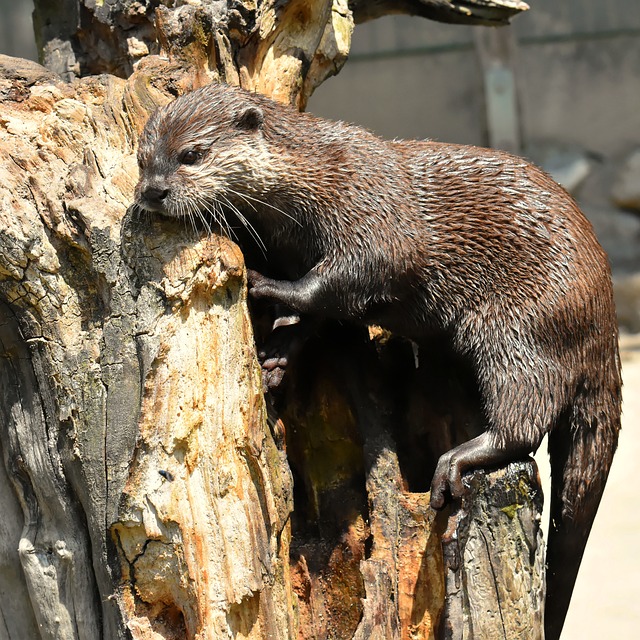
[137, 182, 170, 213]
[142, 186, 169, 204]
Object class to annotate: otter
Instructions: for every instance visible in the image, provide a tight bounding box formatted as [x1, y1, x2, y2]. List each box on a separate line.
[135, 82, 622, 640]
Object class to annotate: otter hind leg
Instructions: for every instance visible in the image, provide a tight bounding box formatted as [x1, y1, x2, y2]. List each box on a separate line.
[429, 331, 553, 509]
[429, 431, 538, 510]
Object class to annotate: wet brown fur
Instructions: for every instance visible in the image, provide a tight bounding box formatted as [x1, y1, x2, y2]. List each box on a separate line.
[136, 83, 622, 639]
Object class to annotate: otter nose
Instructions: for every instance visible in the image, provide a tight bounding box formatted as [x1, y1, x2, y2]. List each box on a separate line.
[142, 186, 169, 203]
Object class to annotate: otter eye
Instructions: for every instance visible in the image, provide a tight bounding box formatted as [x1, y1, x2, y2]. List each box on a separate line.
[179, 150, 200, 166]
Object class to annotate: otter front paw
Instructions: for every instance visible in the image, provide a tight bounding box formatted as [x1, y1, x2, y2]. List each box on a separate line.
[258, 347, 289, 392]
[256, 315, 310, 393]
[429, 433, 526, 510]
[248, 269, 283, 303]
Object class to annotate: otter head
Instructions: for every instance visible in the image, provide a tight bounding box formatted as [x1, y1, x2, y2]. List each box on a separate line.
[135, 83, 277, 226]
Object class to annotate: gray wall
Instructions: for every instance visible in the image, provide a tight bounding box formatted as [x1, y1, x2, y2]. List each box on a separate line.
[0, 0, 37, 61]
[310, 0, 640, 157]
[310, 16, 484, 145]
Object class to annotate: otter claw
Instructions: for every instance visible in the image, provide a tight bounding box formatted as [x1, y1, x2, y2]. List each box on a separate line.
[247, 270, 275, 301]
[262, 366, 287, 392]
[247, 269, 267, 290]
[430, 451, 467, 510]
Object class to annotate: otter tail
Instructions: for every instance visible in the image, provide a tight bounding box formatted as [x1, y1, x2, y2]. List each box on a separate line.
[545, 352, 622, 640]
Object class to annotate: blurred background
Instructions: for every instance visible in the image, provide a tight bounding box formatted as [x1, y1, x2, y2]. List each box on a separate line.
[1, 0, 639, 637]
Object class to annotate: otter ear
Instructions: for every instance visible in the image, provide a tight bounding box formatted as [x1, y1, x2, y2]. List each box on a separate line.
[236, 105, 264, 131]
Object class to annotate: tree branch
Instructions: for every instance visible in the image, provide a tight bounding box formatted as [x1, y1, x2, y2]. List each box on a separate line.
[349, 0, 529, 26]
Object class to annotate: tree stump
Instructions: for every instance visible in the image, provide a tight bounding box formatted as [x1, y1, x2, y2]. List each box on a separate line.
[0, 1, 542, 638]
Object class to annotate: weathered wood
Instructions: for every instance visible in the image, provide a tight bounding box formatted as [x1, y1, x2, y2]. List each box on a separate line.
[0, 60, 137, 639]
[32, 0, 353, 109]
[116, 219, 295, 638]
[441, 463, 545, 640]
[1, 1, 545, 638]
[276, 328, 545, 639]
[0, 55, 295, 638]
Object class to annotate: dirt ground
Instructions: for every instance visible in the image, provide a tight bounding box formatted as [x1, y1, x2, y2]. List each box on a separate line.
[535, 333, 640, 638]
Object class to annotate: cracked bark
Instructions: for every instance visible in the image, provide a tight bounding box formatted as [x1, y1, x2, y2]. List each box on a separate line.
[1, 1, 541, 639]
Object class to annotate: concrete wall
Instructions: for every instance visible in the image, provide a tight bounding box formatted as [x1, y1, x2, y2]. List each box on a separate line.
[310, 1, 640, 156]
[514, 3, 640, 157]
[0, 0, 37, 61]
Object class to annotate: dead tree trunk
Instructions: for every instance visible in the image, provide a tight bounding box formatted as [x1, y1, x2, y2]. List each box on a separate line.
[0, 2, 541, 639]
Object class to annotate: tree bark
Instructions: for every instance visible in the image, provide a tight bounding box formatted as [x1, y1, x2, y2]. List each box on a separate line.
[1, 2, 542, 639]
[32, 0, 353, 109]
